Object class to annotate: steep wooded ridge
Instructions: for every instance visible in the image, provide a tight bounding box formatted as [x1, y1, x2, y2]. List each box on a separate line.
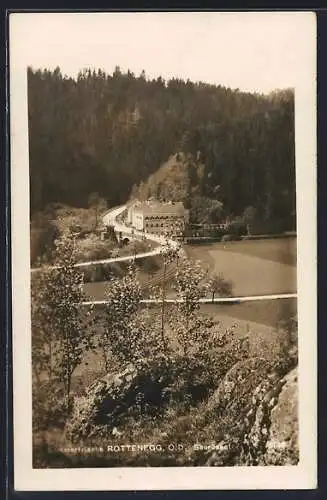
[28, 67, 295, 230]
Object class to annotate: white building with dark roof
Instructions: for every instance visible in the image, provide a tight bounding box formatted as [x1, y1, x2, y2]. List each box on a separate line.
[128, 201, 189, 236]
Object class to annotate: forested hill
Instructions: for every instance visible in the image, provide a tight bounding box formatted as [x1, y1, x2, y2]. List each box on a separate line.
[28, 66, 295, 229]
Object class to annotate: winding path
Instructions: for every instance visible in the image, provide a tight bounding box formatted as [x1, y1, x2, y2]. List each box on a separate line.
[31, 205, 180, 273]
[32, 204, 297, 305]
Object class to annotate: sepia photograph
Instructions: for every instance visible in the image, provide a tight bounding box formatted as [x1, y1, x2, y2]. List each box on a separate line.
[10, 11, 316, 490]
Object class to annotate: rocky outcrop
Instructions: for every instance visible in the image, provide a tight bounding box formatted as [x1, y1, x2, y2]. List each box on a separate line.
[66, 354, 299, 467]
[67, 357, 211, 443]
[67, 364, 138, 442]
[264, 368, 298, 465]
[208, 357, 272, 414]
[204, 360, 298, 466]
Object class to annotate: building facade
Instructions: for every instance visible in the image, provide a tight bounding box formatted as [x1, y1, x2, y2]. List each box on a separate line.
[128, 201, 189, 236]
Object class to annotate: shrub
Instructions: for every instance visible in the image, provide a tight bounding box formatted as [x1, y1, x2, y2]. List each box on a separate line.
[227, 220, 246, 240]
[30, 220, 60, 265]
[209, 273, 233, 300]
[136, 256, 160, 274]
[74, 233, 117, 262]
[82, 262, 123, 283]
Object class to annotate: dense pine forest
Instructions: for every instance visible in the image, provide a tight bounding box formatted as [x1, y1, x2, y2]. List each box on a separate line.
[28, 66, 296, 231]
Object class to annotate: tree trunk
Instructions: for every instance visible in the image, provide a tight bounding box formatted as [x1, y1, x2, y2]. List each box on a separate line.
[65, 370, 72, 419]
[102, 343, 109, 373]
[95, 206, 98, 229]
[49, 336, 53, 382]
[161, 261, 167, 346]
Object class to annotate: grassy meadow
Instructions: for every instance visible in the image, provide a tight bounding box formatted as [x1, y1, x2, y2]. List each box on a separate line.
[185, 237, 297, 296]
[83, 236, 297, 328]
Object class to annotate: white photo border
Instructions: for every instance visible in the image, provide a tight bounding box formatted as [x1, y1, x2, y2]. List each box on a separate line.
[9, 11, 317, 491]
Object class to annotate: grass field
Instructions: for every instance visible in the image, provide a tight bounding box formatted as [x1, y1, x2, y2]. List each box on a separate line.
[200, 297, 297, 328]
[185, 237, 297, 296]
[84, 237, 297, 299]
[221, 237, 297, 266]
[200, 298, 297, 358]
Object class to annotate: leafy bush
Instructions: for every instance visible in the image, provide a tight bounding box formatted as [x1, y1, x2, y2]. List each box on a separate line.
[30, 220, 60, 265]
[209, 273, 233, 300]
[74, 233, 117, 262]
[81, 262, 124, 283]
[189, 196, 223, 225]
[32, 379, 68, 432]
[136, 256, 160, 274]
[227, 221, 246, 240]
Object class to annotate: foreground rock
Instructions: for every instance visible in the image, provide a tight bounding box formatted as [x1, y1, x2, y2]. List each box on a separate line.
[67, 364, 138, 442]
[67, 357, 214, 443]
[66, 355, 298, 467]
[204, 360, 298, 466]
[264, 368, 298, 465]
